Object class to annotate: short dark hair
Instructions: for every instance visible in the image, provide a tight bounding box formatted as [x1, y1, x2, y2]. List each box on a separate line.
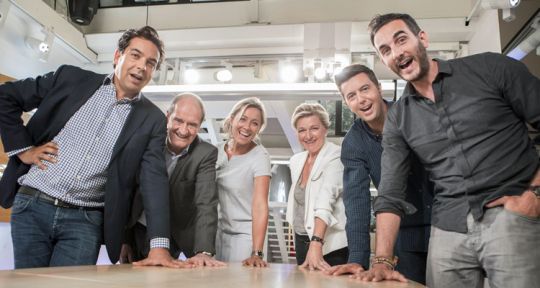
[117, 26, 165, 70]
[334, 64, 379, 97]
[368, 13, 421, 46]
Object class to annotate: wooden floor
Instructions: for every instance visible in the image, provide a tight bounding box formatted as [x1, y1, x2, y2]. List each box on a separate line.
[0, 263, 425, 288]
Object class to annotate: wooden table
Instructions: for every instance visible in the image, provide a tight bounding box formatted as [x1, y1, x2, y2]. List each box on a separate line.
[0, 263, 424, 288]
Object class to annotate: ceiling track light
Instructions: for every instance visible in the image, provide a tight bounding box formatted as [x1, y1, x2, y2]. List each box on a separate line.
[312, 59, 326, 81]
[466, 0, 521, 25]
[25, 26, 54, 62]
[215, 62, 233, 82]
[313, 66, 327, 80]
[279, 60, 300, 83]
[68, 0, 99, 26]
[183, 68, 200, 84]
[481, 0, 521, 22]
[215, 69, 233, 82]
[280, 66, 299, 83]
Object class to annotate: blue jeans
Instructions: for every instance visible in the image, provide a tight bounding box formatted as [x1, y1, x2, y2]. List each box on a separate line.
[10, 192, 103, 268]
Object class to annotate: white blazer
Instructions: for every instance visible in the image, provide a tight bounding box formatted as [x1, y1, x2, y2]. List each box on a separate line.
[286, 141, 347, 255]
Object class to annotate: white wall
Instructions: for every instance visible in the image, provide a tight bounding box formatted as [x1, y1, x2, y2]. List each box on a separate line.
[468, 9, 502, 55]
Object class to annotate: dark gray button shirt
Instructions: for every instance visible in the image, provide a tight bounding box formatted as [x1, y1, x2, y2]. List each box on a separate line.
[374, 52, 540, 233]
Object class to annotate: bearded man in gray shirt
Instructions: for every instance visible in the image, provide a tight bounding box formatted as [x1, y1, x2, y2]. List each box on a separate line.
[353, 13, 540, 288]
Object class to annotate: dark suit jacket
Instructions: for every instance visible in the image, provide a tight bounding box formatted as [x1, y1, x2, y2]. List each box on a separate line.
[128, 137, 218, 257]
[0, 65, 170, 264]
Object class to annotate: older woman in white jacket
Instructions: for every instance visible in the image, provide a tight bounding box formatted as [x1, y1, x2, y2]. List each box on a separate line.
[286, 103, 348, 271]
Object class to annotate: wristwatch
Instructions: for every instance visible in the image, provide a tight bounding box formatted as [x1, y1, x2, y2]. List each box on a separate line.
[251, 250, 264, 258]
[529, 185, 540, 198]
[310, 235, 325, 245]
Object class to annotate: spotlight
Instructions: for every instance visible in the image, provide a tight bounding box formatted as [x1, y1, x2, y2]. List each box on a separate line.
[280, 65, 299, 83]
[481, 0, 521, 22]
[68, 0, 99, 26]
[26, 37, 50, 62]
[314, 67, 326, 80]
[38, 42, 49, 53]
[183, 68, 199, 84]
[25, 27, 54, 62]
[215, 69, 233, 82]
[481, 0, 520, 9]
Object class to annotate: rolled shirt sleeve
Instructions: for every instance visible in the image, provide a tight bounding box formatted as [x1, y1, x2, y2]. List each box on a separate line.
[374, 107, 418, 218]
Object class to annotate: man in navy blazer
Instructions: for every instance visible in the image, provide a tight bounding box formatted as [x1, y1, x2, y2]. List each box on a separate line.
[0, 26, 188, 268]
[326, 64, 433, 284]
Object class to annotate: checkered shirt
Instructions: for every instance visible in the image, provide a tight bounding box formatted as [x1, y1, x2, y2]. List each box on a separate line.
[13, 74, 169, 250]
[18, 75, 135, 207]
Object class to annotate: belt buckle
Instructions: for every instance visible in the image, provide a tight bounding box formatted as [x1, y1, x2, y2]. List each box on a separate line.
[54, 198, 59, 206]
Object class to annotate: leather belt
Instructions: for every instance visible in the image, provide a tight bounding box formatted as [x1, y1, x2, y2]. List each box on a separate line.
[18, 186, 103, 211]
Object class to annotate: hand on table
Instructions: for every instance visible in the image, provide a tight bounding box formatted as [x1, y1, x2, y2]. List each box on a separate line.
[299, 241, 330, 271]
[186, 253, 226, 267]
[17, 142, 58, 170]
[242, 255, 268, 268]
[352, 264, 407, 282]
[133, 247, 194, 268]
[324, 263, 365, 276]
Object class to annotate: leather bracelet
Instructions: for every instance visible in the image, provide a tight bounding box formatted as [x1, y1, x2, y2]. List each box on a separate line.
[371, 256, 398, 270]
[310, 235, 325, 245]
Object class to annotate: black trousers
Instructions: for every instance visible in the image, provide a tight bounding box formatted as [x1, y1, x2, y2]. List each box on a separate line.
[126, 222, 151, 261]
[395, 250, 428, 285]
[294, 233, 348, 266]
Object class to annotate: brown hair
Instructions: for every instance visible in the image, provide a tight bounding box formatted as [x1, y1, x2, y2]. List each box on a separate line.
[368, 13, 421, 46]
[334, 64, 379, 98]
[117, 26, 165, 69]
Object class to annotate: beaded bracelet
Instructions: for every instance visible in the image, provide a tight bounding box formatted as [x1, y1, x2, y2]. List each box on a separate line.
[371, 256, 398, 270]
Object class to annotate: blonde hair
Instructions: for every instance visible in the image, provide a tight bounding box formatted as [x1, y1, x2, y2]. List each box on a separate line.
[223, 97, 267, 139]
[291, 103, 331, 129]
